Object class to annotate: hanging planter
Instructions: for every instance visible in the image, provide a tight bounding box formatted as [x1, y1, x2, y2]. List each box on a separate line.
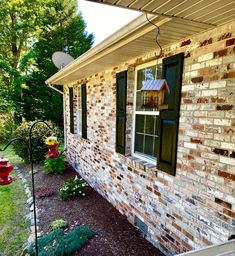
[43, 136, 66, 174]
[45, 136, 59, 158]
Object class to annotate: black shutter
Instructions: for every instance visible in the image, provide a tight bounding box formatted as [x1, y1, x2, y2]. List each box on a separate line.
[116, 71, 127, 155]
[157, 53, 184, 175]
[69, 87, 74, 134]
[81, 84, 87, 139]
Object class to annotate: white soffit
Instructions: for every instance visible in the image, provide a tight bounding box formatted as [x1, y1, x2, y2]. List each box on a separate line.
[46, 0, 235, 85]
[88, 0, 235, 26]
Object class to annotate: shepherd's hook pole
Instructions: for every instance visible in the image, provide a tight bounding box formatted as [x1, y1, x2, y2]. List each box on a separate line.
[0, 120, 53, 256]
[28, 120, 52, 256]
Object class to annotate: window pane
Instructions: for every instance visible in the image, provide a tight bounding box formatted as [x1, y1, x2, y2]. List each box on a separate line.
[144, 135, 154, 156]
[145, 115, 155, 135]
[153, 137, 158, 158]
[133, 63, 162, 161]
[134, 133, 144, 154]
[135, 115, 144, 133]
[77, 87, 81, 109]
[136, 91, 143, 111]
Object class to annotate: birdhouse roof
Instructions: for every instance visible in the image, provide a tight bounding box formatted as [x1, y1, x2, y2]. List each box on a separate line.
[141, 79, 170, 92]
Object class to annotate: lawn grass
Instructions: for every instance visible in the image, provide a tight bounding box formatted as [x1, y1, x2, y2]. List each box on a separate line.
[0, 140, 23, 164]
[0, 141, 29, 255]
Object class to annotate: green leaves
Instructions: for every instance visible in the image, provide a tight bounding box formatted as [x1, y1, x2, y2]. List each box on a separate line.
[0, 0, 94, 129]
[43, 155, 66, 174]
[59, 176, 87, 200]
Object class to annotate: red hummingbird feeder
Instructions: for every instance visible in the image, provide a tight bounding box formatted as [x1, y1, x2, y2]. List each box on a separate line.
[0, 158, 14, 185]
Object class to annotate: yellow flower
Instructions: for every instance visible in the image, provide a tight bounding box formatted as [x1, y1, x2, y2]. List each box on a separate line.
[45, 136, 58, 145]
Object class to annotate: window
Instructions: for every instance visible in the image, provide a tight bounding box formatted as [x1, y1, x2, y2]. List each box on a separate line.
[69, 87, 74, 134]
[132, 61, 162, 163]
[77, 85, 82, 135]
[76, 84, 87, 139]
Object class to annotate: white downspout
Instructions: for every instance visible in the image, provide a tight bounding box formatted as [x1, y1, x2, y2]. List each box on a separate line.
[47, 83, 67, 147]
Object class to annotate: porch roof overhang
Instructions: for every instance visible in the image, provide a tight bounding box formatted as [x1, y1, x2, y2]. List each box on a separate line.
[46, 0, 235, 86]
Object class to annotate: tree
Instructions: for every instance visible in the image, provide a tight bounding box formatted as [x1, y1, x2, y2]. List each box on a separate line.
[19, 13, 94, 128]
[0, 0, 94, 129]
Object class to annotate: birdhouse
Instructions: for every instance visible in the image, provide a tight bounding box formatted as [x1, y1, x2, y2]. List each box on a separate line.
[141, 79, 170, 109]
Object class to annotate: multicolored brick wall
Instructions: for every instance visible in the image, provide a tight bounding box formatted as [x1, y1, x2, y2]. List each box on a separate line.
[64, 20, 235, 255]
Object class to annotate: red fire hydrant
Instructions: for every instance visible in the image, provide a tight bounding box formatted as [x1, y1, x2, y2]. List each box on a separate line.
[0, 158, 14, 185]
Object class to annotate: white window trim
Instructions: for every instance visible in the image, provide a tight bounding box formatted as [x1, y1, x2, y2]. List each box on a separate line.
[131, 60, 161, 164]
[77, 84, 82, 136]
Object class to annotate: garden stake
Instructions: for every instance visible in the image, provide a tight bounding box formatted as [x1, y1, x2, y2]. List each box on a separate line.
[0, 120, 53, 256]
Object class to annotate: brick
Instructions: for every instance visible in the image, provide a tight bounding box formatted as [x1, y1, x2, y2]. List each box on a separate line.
[218, 33, 232, 41]
[191, 76, 203, 83]
[214, 119, 232, 126]
[224, 195, 235, 205]
[223, 208, 235, 218]
[191, 63, 205, 70]
[190, 138, 203, 144]
[210, 97, 225, 103]
[198, 67, 213, 76]
[182, 229, 194, 241]
[213, 148, 229, 156]
[184, 142, 197, 149]
[216, 105, 233, 110]
[218, 170, 235, 181]
[200, 38, 212, 47]
[221, 142, 235, 150]
[172, 222, 181, 231]
[215, 198, 232, 209]
[220, 156, 235, 166]
[222, 71, 235, 79]
[213, 49, 228, 58]
[198, 53, 213, 62]
[197, 97, 209, 103]
[201, 89, 217, 97]
[180, 39, 191, 47]
[192, 124, 204, 131]
[206, 58, 222, 66]
[209, 81, 226, 88]
[226, 38, 235, 46]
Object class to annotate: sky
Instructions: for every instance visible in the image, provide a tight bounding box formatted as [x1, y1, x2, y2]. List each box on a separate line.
[77, 0, 141, 46]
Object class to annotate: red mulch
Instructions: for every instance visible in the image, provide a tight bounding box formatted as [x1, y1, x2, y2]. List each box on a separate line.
[23, 164, 165, 256]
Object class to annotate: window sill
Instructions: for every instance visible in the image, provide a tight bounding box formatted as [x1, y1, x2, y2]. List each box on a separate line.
[126, 155, 156, 173]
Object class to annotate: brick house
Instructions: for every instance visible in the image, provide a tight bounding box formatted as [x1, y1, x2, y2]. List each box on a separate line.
[46, 1, 235, 255]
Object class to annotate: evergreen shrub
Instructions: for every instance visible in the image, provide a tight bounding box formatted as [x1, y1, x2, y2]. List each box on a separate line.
[12, 121, 59, 163]
[28, 226, 96, 256]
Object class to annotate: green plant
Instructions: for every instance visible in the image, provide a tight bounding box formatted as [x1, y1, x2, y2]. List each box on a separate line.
[28, 226, 96, 256]
[59, 176, 87, 200]
[12, 120, 60, 163]
[51, 219, 68, 230]
[0, 174, 30, 255]
[0, 111, 17, 141]
[36, 187, 55, 198]
[42, 155, 66, 174]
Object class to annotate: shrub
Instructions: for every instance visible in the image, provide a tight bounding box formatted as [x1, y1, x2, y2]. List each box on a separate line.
[12, 120, 59, 163]
[0, 111, 17, 141]
[51, 219, 68, 230]
[59, 176, 87, 200]
[28, 226, 96, 256]
[42, 155, 66, 174]
[36, 187, 55, 198]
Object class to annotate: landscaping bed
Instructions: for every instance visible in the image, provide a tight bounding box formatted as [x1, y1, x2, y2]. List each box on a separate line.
[22, 163, 164, 256]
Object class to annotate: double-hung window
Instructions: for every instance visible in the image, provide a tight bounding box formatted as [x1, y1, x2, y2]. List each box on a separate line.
[132, 61, 162, 163]
[77, 85, 82, 136]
